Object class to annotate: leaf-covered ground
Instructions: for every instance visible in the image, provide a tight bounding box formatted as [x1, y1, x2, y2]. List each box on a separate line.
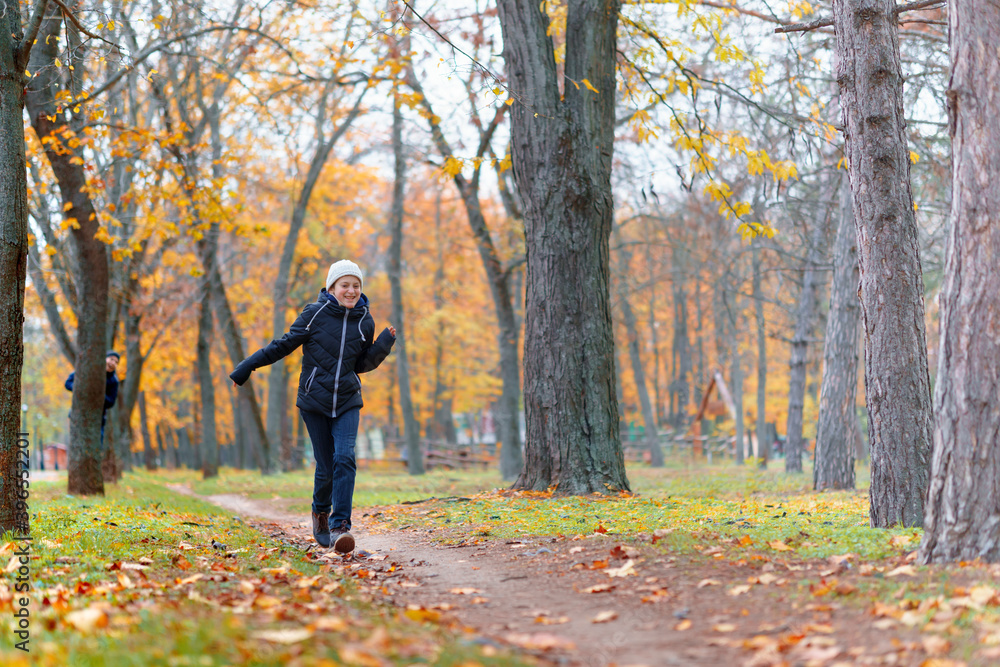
[0, 477, 527, 667]
[7, 462, 1000, 665]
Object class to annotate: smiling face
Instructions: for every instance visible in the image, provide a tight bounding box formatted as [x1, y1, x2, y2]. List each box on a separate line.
[332, 275, 362, 309]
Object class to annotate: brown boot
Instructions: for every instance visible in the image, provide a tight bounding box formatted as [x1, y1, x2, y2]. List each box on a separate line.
[312, 511, 331, 548]
[331, 520, 355, 554]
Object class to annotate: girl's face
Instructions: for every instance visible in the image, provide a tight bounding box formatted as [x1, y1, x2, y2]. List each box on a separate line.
[332, 276, 361, 309]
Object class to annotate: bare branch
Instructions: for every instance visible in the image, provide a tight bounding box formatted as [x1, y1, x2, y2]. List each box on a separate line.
[17, 0, 50, 70]
[775, 0, 944, 33]
[49, 0, 116, 47]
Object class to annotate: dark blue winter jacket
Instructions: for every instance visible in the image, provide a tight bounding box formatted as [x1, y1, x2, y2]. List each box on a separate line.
[65, 371, 119, 424]
[229, 291, 395, 418]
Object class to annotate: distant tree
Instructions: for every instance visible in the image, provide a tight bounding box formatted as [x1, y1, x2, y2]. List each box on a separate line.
[814, 178, 861, 490]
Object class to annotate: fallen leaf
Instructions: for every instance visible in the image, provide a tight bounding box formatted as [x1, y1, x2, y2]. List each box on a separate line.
[177, 541, 197, 551]
[338, 646, 384, 666]
[768, 540, 793, 552]
[886, 565, 918, 578]
[256, 628, 313, 644]
[449, 587, 482, 595]
[314, 616, 348, 631]
[177, 574, 204, 586]
[253, 595, 283, 609]
[606, 559, 636, 578]
[592, 610, 618, 623]
[713, 623, 737, 633]
[922, 635, 951, 656]
[569, 546, 584, 554]
[534, 615, 570, 625]
[582, 583, 615, 593]
[171, 554, 192, 571]
[65, 606, 109, 632]
[675, 619, 692, 631]
[504, 632, 576, 651]
[728, 585, 751, 597]
[697, 579, 721, 588]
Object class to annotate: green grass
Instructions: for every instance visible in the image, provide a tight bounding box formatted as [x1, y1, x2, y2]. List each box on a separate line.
[0, 475, 528, 667]
[143, 458, 915, 561]
[129, 466, 507, 512]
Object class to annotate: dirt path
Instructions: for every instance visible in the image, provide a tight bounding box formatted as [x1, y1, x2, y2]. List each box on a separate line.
[167, 485, 934, 666]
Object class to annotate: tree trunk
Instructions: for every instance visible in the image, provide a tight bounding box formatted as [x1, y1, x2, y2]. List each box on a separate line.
[671, 289, 692, 429]
[732, 335, 745, 465]
[499, 0, 629, 493]
[387, 91, 423, 475]
[920, 0, 1000, 562]
[786, 222, 825, 473]
[0, 0, 36, 533]
[139, 391, 155, 471]
[833, 0, 933, 527]
[814, 179, 861, 490]
[617, 243, 663, 467]
[27, 9, 106, 495]
[197, 287, 219, 478]
[101, 422, 119, 483]
[752, 247, 768, 467]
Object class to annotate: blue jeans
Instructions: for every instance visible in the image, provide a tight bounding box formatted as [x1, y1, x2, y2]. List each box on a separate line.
[301, 408, 359, 531]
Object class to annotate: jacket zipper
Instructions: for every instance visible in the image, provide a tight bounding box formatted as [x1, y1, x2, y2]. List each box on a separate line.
[330, 310, 350, 417]
[303, 367, 318, 394]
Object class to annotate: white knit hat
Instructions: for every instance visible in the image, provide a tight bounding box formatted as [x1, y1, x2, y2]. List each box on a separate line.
[326, 259, 364, 292]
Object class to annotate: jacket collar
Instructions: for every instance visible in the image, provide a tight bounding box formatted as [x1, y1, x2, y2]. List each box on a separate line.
[318, 289, 369, 316]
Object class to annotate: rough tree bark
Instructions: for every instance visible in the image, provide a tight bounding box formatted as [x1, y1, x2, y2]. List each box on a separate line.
[498, 0, 629, 493]
[26, 7, 106, 495]
[786, 219, 826, 473]
[919, 0, 1000, 562]
[0, 0, 48, 531]
[387, 91, 423, 475]
[814, 178, 861, 490]
[833, 0, 932, 527]
[670, 258, 693, 432]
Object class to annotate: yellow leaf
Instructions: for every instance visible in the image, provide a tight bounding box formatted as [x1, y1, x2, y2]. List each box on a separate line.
[55, 57, 62, 68]
[582, 78, 599, 94]
[768, 540, 793, 552]
[909, 150, 919, 164]
[442, 156, 464, 177]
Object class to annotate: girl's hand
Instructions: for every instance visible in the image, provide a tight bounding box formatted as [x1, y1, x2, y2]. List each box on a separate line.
[388, 325, 397, 337]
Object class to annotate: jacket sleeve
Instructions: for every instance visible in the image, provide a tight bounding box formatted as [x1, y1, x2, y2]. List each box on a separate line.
[105, 375, 119, 410]
[230, 305, 315, 386]
[355, 328, 395, 374]
[65, 372, 75, 392]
